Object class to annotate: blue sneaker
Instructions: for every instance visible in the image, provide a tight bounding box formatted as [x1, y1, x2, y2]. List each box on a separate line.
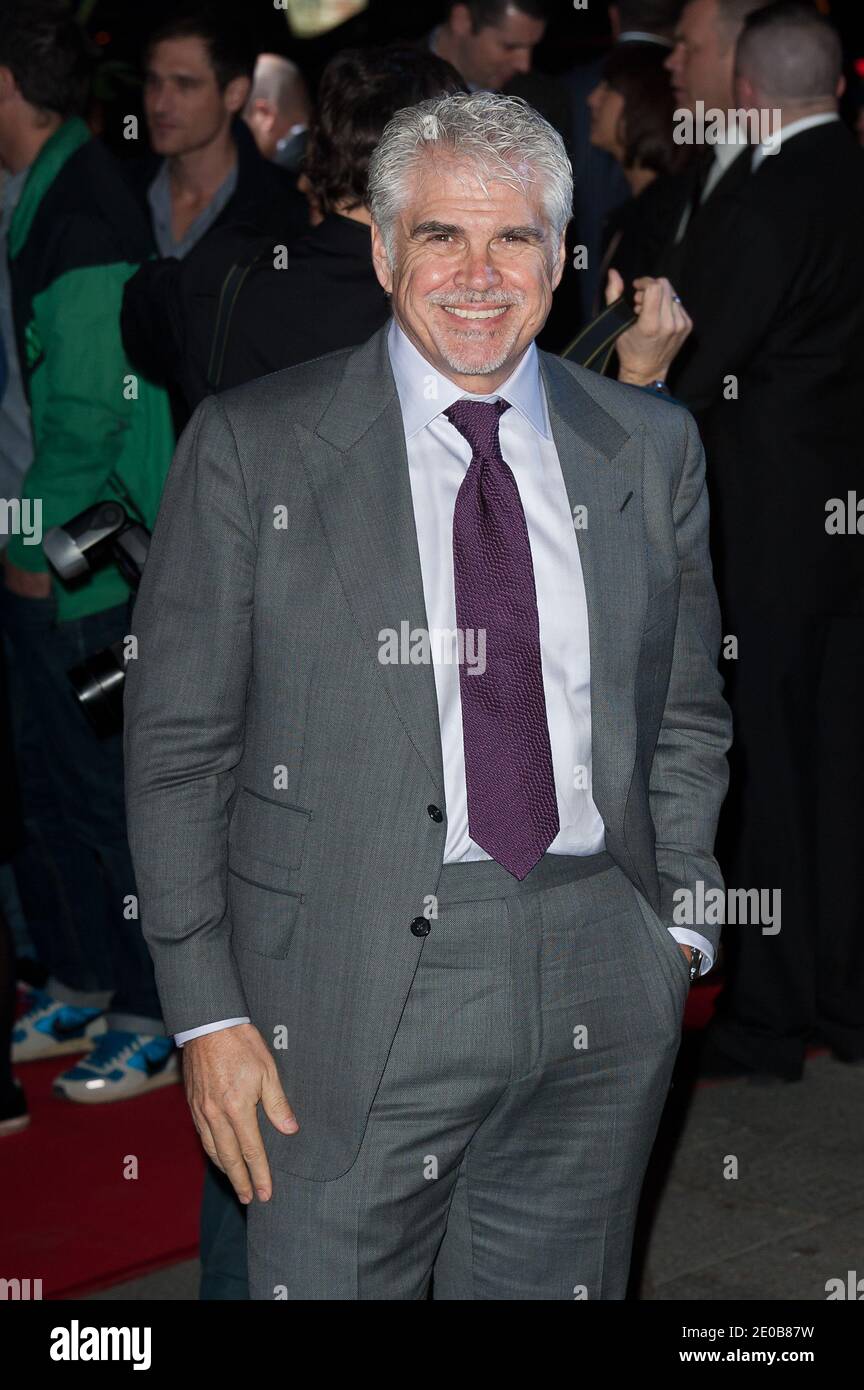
[12, 988, 107, 1062]
[53, 1030, 179, 1103]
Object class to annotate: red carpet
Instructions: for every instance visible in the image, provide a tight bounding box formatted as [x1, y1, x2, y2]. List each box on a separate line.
[0, 980, 769, 1299]
[0, 1052, 204, 1299]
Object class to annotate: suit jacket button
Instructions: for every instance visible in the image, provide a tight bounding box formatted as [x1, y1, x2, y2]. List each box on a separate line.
[410, 916, 431, 937]
[427, 804, 443, 823]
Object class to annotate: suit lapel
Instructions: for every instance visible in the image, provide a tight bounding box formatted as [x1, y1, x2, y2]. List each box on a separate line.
[299, 326, 445, 793]
[298, 328, 648, 827]
[539, 353, 647, 830]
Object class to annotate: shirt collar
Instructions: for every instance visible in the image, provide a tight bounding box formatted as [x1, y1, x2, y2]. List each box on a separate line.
[387, 317, 551, 441]
[712, 137, 749, 170]
[0, 165, 30, 233]
[147, 156, 238, 257]
[618, 31, 673, 47]
[751, 111, 839, 172]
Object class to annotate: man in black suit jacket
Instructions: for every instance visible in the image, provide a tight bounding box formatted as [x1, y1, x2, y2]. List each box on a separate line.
[657, 0, 771, 283]
[666, 2, 864, 1080]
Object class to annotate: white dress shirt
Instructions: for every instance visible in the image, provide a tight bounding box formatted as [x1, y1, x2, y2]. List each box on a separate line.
[175, 320, 711, 1046]
[390, 318, 606, 863]
[674, 137, 750, 244]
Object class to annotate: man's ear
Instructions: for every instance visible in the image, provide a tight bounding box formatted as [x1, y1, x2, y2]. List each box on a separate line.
[734, 73, 759, 112]
[370, 221, 394, 293]
[450, 3, 473, 40]
[551, 226, 568, 291]
[224, 74, 252, 117]
[0, 65, 17, 103]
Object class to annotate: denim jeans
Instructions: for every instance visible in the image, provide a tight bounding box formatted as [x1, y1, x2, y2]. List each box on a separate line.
[0, 582, 163, 1032]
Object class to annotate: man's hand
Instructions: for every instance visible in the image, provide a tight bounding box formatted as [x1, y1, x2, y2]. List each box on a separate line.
[606, 270, 693, 387]
[183, 1022, 299, 1204]
[3, 558, 52, 598]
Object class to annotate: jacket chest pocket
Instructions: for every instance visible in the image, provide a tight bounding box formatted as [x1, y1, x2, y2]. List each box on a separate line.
[228, 786, 313, 893]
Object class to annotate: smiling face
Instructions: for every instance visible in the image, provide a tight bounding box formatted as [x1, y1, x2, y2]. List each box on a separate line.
[371, 152, 566, 392]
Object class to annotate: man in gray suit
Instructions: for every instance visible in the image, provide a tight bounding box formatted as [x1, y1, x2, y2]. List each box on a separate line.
[124, 90, 731, 1300]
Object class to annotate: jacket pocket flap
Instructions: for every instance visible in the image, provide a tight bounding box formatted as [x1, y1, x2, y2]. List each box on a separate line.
[228, 787, 312, 890]
[228, 867, 302, 958]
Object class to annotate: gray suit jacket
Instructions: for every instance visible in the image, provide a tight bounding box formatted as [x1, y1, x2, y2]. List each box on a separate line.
[123, 321, 731, 1181]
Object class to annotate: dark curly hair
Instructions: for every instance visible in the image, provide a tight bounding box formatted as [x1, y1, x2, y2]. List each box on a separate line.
[302, 46, 468, 218]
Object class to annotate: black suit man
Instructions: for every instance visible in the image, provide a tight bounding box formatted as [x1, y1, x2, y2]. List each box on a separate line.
[666, 3, 864, 1079]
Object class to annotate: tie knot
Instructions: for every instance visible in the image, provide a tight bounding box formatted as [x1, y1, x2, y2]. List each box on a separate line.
[444, 398, 510, 458]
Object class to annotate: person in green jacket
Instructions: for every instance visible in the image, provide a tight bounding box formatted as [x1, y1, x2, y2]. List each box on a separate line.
[0, 2, 177, 1103]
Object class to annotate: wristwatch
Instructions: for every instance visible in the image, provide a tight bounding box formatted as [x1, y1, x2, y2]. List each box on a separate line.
[687, 947, 704, 984]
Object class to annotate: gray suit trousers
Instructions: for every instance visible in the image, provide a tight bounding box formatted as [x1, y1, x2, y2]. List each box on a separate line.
[246, 851, 690, 1300]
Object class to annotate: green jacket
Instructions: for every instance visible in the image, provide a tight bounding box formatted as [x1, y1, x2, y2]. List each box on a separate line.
[6, 118, 174, 622]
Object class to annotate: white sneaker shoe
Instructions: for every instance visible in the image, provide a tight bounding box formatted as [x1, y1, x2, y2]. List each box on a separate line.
[52, 1030, 179, 1103]
[12, 988, 107, 1062]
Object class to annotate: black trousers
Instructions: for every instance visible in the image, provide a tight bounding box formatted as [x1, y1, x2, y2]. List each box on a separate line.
[708, 609, 864, 1077]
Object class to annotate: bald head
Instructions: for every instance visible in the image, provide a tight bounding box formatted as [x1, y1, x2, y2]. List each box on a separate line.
[735, 2, 842, 109]
[244, 53, 310, 158]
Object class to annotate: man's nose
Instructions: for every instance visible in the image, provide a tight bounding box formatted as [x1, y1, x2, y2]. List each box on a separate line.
[512, 49, 532, 76]
[454, 253, 501, 289]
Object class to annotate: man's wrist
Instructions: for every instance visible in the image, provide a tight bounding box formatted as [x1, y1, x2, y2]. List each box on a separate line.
[619, 369, 669, 391]
[174, 1017, 252, 1048]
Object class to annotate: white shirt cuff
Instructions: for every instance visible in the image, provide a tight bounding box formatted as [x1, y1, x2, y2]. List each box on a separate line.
[667, 928, 714, 976]
[174, 1017, 251, 1048]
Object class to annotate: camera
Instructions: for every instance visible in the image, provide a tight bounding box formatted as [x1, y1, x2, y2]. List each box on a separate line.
[43, 501, 150, 737]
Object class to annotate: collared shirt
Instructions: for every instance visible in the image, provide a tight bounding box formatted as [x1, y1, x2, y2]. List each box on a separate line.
[174, 318, 713, 1046]
[147, 158, 238, 260]
[751, 110, 840, 172]
[0, 166, 34, 541]
[618, 30, 673, 47]
[674, 138, 750, 244]
[700, 136, 749, 200]
[388, 317, 606, 863]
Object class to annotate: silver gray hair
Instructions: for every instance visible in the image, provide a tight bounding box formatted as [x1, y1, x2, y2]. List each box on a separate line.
[367, 91, 573, 267]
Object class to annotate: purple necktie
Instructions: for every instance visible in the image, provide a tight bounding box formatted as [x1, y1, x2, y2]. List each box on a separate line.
[444, 397, 559, 879]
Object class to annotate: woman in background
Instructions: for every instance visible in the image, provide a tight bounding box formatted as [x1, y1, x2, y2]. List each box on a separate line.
[587, 44, 692, 316]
